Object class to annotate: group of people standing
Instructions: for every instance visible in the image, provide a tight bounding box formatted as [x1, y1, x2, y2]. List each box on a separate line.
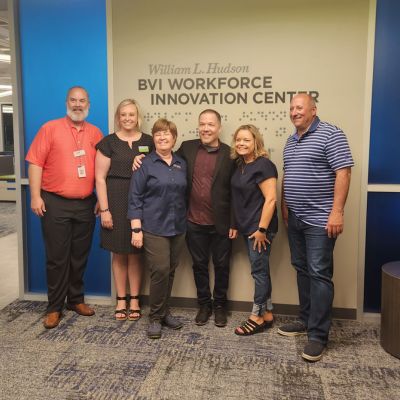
[26, 86, 353, 362]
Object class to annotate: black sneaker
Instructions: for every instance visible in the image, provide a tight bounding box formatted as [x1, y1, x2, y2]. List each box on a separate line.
[214, 306, 227, 327]
[147, 321, 162, 339]
[162, 314, 183, 330]
[277, 321, 307, 336]
[302, 340, 325, 362]
[195, 305, 212, 325]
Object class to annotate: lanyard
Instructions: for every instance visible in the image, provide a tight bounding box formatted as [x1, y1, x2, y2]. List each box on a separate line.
[70, 123, 86, 166]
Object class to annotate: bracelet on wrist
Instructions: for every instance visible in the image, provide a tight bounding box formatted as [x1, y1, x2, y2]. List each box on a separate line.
[99, 208, 109, 213]
[131, 228, 142, 233]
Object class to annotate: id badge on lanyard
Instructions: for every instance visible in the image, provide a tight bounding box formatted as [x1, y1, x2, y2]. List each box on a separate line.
[77, 165, 86, 178]
[73, 149, 87, 178]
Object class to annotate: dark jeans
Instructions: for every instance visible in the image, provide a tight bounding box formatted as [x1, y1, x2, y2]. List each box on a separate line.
[143, 232, 185, 321]
[41, 191, 96, 313]
[244, 233, 275, 316]
[287, 211, 336, 344]
[186, 221, 232, 308]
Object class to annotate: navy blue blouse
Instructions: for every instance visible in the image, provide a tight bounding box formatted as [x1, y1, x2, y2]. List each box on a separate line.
[231, 156, 278, 236]
[127, 151, 187, 236]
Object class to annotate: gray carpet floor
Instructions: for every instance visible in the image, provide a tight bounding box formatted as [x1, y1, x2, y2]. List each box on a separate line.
[1, 301, 399, 400]
[0, 201, 16, 237]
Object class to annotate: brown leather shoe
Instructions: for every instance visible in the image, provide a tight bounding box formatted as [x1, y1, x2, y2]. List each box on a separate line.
[43, 311, 61, 329]
[66, 303, 95, 316]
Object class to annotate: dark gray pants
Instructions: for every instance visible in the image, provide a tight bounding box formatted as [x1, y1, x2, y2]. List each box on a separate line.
[143, 232, 185, 321]
[41, 190, 96, 313]
[186, 221, 231, 308]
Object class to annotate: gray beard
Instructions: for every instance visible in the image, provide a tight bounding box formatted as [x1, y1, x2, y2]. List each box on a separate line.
[67, 107, 89, 122]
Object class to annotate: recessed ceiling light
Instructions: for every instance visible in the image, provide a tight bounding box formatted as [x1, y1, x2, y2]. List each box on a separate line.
[0, 90, 12, 97]
[0, 54, 10, 62]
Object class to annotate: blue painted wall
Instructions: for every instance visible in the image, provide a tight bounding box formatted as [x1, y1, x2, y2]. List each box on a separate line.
[19, 0, 111, 295]
[364, 193, 400, 312]
[368, 0, 400, 184]
[365, 0, 400, 311]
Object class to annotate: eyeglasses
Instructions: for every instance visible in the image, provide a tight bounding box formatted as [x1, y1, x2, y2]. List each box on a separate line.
[153, 130, 172, 138]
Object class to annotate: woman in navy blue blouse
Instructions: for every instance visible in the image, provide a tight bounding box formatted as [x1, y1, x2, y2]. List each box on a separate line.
[128, 119, 187, 339]
[230, 124, 278, 335]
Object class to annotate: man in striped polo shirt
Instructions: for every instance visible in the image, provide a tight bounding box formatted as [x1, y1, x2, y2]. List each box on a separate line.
[278, 93, 354, 362]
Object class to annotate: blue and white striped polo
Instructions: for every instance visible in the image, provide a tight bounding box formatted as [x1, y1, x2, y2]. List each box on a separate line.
[283, 116, 354, 227]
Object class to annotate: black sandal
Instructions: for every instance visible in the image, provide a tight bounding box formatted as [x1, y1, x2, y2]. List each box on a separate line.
[115, 296, 128, 321]
[234, 318, 266, 336]
[128, 295, 142, 321]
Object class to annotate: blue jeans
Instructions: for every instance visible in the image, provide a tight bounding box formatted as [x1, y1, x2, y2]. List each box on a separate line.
[244, 233, 275, 316]
[288, 212, 336, 344]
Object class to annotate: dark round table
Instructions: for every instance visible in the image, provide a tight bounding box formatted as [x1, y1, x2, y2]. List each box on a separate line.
[381, 261, 400, 359]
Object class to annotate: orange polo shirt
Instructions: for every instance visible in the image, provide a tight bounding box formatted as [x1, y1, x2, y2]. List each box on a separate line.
[26, 116, 103, 199]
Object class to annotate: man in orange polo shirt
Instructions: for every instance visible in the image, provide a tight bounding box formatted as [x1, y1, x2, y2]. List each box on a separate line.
[26, 86, 103, 329]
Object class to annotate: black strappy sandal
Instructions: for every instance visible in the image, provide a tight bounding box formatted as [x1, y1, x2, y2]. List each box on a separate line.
[234, 318, 266, 336]
[128, 295, 142, 321]
[115, 295, 128, 321]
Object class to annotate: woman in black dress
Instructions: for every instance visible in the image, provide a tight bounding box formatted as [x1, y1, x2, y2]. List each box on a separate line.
[95, 99, 153, 320]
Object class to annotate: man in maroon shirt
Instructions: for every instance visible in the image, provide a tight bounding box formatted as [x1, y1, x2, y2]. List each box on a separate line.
[177, 109, 237, 327]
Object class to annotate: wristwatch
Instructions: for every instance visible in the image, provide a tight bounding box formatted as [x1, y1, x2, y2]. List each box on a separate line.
[258, 227, 267, 233]
[131, 228, 142, 233]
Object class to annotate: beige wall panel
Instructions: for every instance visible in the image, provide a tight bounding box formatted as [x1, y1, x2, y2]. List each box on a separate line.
[111, 0, 370, 308]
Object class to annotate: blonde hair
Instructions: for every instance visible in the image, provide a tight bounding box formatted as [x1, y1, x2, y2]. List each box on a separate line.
[230, 124, 269, 161]
[114, 99, 142, 131]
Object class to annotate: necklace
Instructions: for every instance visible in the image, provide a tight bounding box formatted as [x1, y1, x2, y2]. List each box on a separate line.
[241, 156, 255, 174]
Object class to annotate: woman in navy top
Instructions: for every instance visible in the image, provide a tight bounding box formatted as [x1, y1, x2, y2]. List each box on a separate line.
[230, 124, 278, 335]
[128, 119, 187, 339]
